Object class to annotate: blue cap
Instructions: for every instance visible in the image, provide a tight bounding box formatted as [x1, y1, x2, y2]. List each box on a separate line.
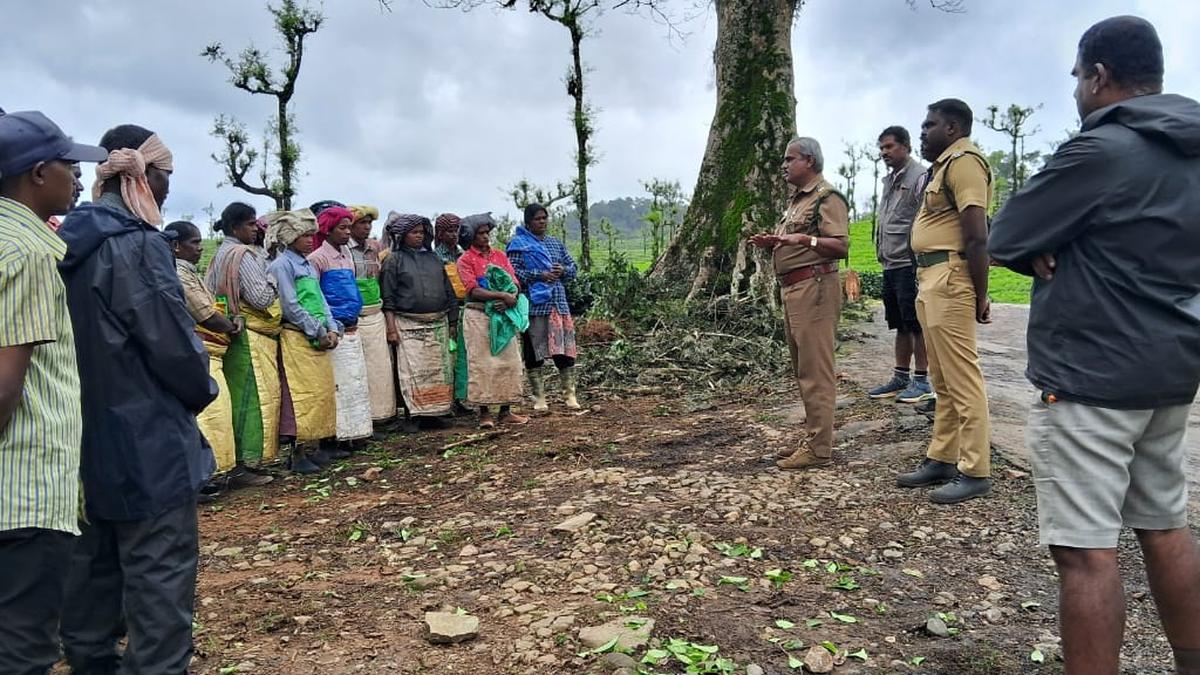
[0, 110, 109, 179]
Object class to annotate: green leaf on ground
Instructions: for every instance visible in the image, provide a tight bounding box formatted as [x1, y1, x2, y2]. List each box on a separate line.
[830, 611, 858, 623]
[1030, 649, 1045, 663]
[849, 648, 869, 661]
[774, 619, 796, 629]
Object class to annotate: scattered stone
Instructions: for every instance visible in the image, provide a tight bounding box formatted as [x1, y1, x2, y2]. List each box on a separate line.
[926, 616, 950, 638]
[553, 512, 597, 533]
[293, 615, 312, 626]
[424, 611, 480, 644]
[578, 617, 655, 651]
[459, 544, 479, 557]
[984, 608, 1004, 623]
[214, 546, 243, 558]
[746, 665, 765, 675]
[359, 467, 383, 482]
[604, 653, 638, 670]
[996, 542, 1017, 555]
[803, 645, 835, 673]
[977, 575, 1004, 592]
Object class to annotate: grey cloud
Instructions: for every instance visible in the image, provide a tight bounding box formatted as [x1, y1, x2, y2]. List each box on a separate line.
[2, 0, 1195, 232]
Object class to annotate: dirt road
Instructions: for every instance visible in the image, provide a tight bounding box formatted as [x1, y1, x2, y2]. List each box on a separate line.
[840, 303, 1200, 512]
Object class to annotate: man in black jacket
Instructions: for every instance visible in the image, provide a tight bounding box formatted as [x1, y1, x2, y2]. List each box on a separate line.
[989, 17, 1200, 675]
[57, 124, 217, 674]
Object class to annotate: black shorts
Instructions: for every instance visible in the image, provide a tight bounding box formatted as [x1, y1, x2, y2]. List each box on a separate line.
[882, 265, 922, 333]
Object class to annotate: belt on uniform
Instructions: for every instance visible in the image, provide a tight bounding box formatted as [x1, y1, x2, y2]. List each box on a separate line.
[914, 250, 962, 268]
[778, 262, 839, 287]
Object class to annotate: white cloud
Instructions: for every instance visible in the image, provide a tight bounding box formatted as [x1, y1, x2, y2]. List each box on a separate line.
[2, 0, 1194, 233]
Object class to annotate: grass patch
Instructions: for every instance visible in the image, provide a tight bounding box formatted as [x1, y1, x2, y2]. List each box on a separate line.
[846, 220, 1031, 305]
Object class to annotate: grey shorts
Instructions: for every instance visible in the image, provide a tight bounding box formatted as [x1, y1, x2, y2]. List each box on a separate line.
[1026, 395, 1191, 548]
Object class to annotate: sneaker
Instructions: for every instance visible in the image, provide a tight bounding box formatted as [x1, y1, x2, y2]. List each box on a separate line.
[776, 448, 832, 470]
[915, 399, 936, 416]
[897, 378, 935, 403]
[896, 458, 958, 488]
[930, 473, 991, 504]
[868, 373, 910, 399]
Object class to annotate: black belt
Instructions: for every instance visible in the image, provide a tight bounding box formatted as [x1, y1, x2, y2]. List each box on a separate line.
[914, 251, 961, 268]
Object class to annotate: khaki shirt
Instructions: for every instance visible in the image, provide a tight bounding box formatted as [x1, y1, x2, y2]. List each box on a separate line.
[910, 137, 992, 254]
[772, 176, 850, 275]
[176, 258, 217, 323]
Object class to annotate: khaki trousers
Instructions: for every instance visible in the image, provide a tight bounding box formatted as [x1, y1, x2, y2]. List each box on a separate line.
[782, 270, 842, 458]
[915, 257, 991, 477]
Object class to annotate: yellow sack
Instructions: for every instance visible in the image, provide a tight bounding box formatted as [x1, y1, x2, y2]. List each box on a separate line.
[280, 327, 336, 442]
[247, 330, 282, 461]
[197, 352, 236, 472]
[445, 262, 467, 300]
[244, 300, 284, 337]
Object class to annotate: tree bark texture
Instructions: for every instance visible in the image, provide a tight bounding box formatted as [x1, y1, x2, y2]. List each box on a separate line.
[569, 26, 593, 271]
[653, 0, 798, 303]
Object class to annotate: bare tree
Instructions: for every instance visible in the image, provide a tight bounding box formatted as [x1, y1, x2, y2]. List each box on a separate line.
[836, 142, 870, 221]
[979, 103, 1042, 195]
[203, 0, 323, 210]
[508, 177, 576, 210]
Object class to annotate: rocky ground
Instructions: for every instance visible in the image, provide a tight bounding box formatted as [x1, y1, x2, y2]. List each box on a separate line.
[186, 362, 1186, 674]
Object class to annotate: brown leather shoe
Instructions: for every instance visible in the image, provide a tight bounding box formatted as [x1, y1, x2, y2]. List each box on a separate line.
[776, 446, 796, 459]
[775, 449, 832, 470]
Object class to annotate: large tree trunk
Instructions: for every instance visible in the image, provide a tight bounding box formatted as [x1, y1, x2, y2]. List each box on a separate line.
[653, 0, 798, 303]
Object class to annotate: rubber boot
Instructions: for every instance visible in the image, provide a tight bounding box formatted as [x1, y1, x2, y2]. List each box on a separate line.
[560, 367, 581, 410]
[288, 444, 320, 475]
[529, 370, 548, 411]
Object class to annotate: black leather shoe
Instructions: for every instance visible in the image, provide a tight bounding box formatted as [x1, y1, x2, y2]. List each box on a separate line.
[897, 458, 958, 488]
[308, 448, 333, 466]
[930, 473, 991, 504]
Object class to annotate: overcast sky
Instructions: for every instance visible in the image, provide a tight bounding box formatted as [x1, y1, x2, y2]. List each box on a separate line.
[2, 1, 1196, 234]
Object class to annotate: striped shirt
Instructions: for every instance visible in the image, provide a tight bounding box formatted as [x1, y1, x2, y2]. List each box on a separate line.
[0, 197, 82, 535]
[205, 236, 276, 313]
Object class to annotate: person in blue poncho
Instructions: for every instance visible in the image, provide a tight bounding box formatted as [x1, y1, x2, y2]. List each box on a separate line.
[507, 203, 581, 410]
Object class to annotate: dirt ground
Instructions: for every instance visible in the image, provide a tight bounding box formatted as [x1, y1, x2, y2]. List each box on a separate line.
[185, 337, 1188, 675]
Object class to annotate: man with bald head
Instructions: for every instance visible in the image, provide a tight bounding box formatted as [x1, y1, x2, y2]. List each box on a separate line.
[750, 137, 850, 469]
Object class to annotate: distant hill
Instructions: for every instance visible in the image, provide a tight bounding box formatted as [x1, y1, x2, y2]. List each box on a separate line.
[560, 197, 683, 238]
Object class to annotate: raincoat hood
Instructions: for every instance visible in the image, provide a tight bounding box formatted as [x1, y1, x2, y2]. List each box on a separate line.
[1084, 93, 1200, 157]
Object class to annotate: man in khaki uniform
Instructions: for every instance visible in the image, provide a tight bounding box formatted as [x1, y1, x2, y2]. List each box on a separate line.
[896, 99, 993, 503]
[750, 137, 849, 469]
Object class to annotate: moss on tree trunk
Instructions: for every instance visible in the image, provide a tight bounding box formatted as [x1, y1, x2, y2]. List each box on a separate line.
[653, 0, 798, 303]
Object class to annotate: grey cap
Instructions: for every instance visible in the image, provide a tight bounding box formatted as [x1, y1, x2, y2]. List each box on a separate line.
[0, 110, 108, 178]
